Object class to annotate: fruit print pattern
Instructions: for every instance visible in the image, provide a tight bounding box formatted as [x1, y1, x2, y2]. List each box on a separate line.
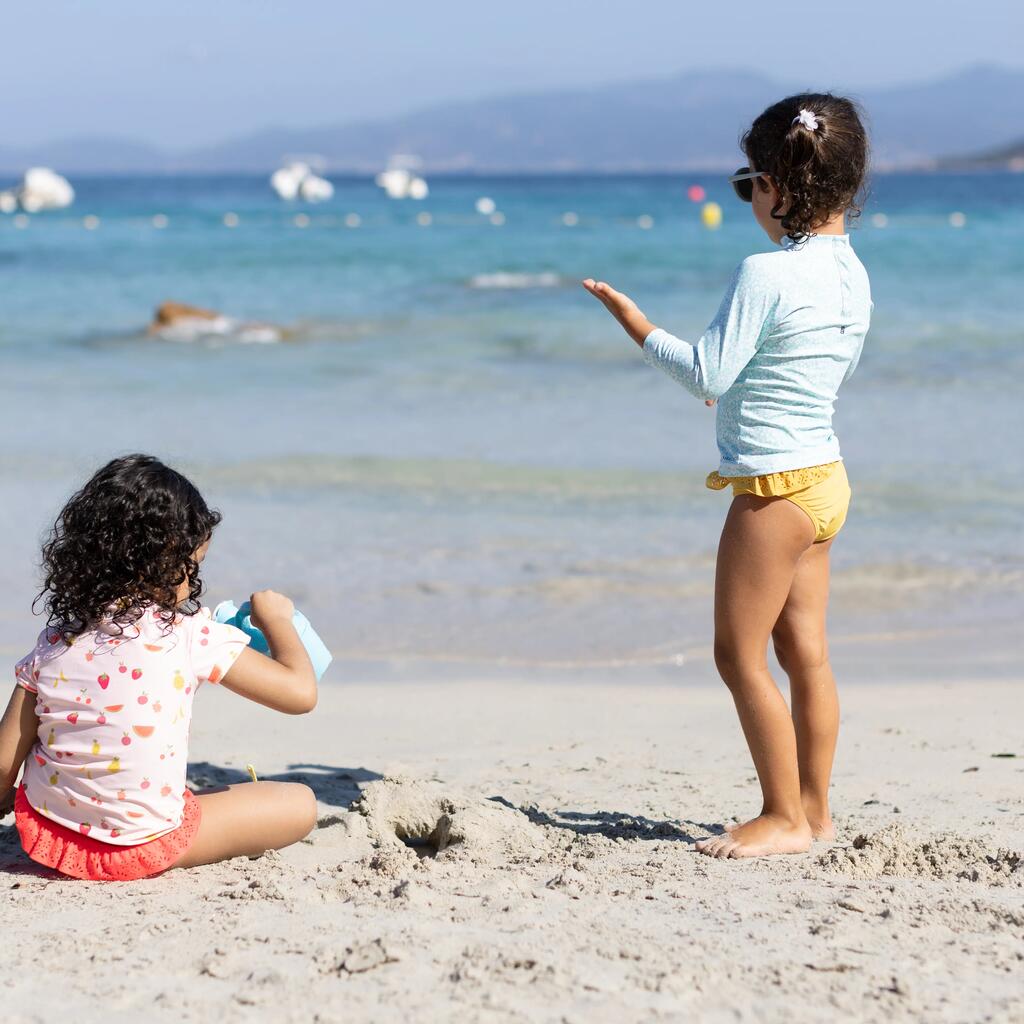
[14, 606, 249, 846]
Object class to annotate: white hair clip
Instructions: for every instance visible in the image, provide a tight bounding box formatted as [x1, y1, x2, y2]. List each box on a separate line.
[792, 109, 819, 131]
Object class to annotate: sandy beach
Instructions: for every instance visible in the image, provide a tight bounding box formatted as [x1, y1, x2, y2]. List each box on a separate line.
[3, 5, 1023, 1019]
[2, 673, 1020, 1023]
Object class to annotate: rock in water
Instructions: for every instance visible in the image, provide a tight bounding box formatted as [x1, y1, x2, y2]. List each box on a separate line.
[148, 301, 222, 333]
[148, 301, 284, 344]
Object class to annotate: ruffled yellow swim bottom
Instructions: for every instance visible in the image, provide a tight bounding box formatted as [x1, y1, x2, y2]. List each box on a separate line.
[706, 461, 851, 543]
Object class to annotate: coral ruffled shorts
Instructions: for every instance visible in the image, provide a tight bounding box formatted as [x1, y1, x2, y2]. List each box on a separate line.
[14, 786, 201, 882]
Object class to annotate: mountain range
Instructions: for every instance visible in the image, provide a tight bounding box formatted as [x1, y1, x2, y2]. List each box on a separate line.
[1, 64, 1022, 175]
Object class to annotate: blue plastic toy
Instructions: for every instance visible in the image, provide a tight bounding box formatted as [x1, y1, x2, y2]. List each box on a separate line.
[213, 600, 333, 681]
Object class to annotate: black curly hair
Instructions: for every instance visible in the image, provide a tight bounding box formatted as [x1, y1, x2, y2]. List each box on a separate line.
[742, 92, 868, 243]
[36, 454, 221, 642]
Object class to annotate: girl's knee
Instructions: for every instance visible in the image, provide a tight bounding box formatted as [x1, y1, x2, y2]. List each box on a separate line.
[259, 781, 317, 840]
[772, 631, 827, 675]
[290, 783, 317, 837]
[713, 638, 762, 691]
[713, 639, 736, 682]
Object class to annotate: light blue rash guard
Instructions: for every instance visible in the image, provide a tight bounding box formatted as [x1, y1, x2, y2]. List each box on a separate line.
[643, 234, 872, 477]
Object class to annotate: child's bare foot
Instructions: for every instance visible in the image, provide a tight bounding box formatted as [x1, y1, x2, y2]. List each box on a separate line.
[724, 803, 835, 841]
[802, 801, 836, 842]
[802, 811, 835, 843]
[794, 794, 835, 843]
[695, 813, 812, 858]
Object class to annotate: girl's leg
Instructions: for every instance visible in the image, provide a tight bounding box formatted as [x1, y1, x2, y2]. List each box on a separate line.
[771, 538, 838, 839]
[172, 781, 317, 869]
[696, 494, 815, 859]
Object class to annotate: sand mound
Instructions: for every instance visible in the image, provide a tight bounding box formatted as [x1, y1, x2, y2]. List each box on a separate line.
[818, 824, 1022, 885]
[351, 777, 544, 862]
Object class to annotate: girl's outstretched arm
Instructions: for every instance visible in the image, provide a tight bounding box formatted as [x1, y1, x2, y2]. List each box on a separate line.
[583, 258, 779, 403]
[583, 279, 717, 406]
[0, 686, 39, 817]
[582, 279, 655, 346]
[219, 590, 318, 715]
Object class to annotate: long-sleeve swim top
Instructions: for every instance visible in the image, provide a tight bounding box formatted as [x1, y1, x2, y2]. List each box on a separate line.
[642, 233, 872, 477]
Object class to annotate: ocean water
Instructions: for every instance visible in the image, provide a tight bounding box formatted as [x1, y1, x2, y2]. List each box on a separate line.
[1, 173, 1021, 680]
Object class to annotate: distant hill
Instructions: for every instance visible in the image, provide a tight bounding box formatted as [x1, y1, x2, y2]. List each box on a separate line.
[0, 136, 168, 175]
[940, 136, 1024, 170]
[2, 64, 1023, 175]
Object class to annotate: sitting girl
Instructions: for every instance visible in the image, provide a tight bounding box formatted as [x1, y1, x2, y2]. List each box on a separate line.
[584, 94, 871, 858]
[0, 454, 318, 880]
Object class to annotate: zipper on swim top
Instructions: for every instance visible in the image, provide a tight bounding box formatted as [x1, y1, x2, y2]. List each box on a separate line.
[832, 245, 852, 334]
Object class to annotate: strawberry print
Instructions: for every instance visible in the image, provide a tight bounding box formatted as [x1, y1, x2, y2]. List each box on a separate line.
[16, 612, 247, 844]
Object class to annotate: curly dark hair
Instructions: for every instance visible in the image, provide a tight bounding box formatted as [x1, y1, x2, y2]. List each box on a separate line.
[742, 92, 868, 243]
[36, 454, 221, 642]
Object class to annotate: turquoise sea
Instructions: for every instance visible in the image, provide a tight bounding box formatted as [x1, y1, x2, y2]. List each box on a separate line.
[1, 173, 1021, 680]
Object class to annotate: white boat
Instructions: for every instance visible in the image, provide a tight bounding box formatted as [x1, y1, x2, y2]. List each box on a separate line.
[375, 155, 428, 200]
[298, 173, 334, 202]
[269, 160, 333, 203]
[0, 167, 75, 212]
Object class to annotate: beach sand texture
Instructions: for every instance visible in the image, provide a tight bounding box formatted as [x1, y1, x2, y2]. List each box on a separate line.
[1, 677, 1020, 1023]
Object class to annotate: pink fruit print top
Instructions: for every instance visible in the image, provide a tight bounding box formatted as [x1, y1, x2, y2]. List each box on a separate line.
[15, 606, 249, 846]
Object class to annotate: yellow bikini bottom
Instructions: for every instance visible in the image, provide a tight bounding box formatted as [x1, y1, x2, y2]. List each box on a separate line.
[706, 461, 851, 543]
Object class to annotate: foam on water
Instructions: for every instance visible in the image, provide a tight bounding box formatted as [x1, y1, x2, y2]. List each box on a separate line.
[469, 271, 562, 289]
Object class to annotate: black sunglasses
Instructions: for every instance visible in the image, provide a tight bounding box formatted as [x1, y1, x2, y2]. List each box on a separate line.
[728, 166, 767, 203]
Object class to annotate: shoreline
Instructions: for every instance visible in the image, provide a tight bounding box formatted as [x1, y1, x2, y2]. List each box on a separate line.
[2, 675, 1021, 1022]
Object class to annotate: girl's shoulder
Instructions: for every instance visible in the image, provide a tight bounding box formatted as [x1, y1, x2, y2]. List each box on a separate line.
[730, 249, 791, 301]
[14, 626, 63, 692]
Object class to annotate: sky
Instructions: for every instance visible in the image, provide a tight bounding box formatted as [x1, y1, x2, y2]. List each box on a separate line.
[3, 0, 1021, 149]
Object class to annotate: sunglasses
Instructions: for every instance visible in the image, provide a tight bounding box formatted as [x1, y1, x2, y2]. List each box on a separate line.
[729, 167, 767, 203]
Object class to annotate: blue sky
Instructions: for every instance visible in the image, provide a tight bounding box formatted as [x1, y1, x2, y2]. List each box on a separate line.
[4, 0, 1021, 148]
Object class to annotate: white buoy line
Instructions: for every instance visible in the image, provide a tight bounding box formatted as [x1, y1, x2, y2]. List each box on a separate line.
[868, 211, 969, 229]
[0, 204, 974, 233]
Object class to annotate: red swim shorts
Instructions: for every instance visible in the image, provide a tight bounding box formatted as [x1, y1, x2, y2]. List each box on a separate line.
[14, 785, 201, 882]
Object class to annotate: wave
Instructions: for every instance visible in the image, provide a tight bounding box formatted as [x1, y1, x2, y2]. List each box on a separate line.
[191, 454, 707, 504]
[150, 316, 284, 345]
[468, 272, 562, 290]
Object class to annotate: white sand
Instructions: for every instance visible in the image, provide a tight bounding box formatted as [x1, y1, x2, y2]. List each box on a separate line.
[2, 677, 1021, 1023]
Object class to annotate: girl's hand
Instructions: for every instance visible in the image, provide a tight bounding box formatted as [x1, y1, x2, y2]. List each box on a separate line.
[582, 279, 657, 348]
[249, 590, 295, 632]
[221, 592, 317, 715]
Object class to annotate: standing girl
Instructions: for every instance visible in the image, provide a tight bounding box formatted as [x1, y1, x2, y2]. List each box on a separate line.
[584, 94, 871, 858]
[0, 454, 319, 880]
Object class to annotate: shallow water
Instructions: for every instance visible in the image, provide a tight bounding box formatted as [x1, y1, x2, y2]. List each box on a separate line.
[1, 173, 1020, 678]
